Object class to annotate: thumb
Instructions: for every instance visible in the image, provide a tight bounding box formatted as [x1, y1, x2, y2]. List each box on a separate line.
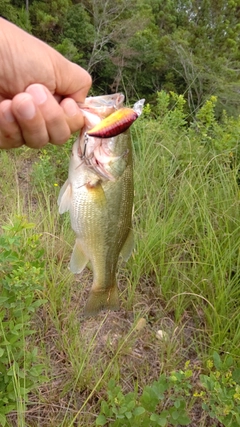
[53, 52, 92, 102]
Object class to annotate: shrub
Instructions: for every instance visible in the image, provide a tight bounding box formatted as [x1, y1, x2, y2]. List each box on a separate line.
[96, 366, 192, 426]
[0, 217, 46, 426]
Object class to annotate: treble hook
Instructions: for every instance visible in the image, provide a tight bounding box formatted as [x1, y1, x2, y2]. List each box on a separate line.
[80, 132, 88, 159]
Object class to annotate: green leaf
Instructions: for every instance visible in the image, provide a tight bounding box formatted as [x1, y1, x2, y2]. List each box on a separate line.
[225, 355, 234, 369]
[140, 388, 158, 411]
[126, 399, 136, 411]
[125, 411, 132, 419]
[108, 378, 116, 390]
[4, 404, 16, 414]
[119, 405, 128, 414]
[116, 414, 125, 419]
[0, 413, 6, 426]
[177, 414, 191, 425]
[101, 400, 110, 415]
[158, 417, 168, 427]
[133, 406, 146, 416]
[150, 413, 167, 427]
[212, 352, 222, 370]
[150, 413, 160, 422]
[232, 368, 240, 383]
[171, 410, 180, 420]
[174, 399, 181, 408]
[96, 414, 107, 426]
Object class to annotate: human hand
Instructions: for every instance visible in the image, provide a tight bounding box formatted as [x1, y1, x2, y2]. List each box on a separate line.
[0, 18, 92, 149]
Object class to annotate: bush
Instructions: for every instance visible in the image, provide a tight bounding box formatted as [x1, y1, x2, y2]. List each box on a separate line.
[0, 217, 46, 426]
[96, 366, 192, 426]
[96, 354, 240, 427]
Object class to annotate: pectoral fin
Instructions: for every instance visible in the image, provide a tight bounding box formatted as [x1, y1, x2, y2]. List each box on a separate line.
[58, 180, 72, 214]
[70, 239, 89, 274]
[120, 229, 134, 261]
[86, 180, 106, 206]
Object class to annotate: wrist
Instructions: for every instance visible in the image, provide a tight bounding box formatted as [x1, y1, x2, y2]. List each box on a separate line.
[0, 19, 25, 98]
[0, 17, 11, 29]
[0, 18, 14, 48]
[0, 18, 11, 75]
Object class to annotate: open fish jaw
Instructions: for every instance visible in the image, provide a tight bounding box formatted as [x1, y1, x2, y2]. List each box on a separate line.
[77, 93, 144, 180]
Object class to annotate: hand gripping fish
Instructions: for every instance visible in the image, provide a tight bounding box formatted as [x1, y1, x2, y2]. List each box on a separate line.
[58, 93, 144, 316]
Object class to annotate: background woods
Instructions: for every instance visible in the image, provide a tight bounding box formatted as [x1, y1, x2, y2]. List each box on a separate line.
[1, 0, 240, 116]
[1, 2, 240, 426]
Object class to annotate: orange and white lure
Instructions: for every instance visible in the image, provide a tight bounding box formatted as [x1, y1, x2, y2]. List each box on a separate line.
[86, 99, 145, 138]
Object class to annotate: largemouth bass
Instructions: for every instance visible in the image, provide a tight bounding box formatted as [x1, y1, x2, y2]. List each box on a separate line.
[58, 93, 144, 316]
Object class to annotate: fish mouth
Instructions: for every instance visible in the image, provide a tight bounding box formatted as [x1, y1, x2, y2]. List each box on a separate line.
[76, 135, 116, 181]
[76, 94, 144, 181]
[89, 145, 129, 181]
[90, 158, 116, 181]
[77, 133, 129, 181]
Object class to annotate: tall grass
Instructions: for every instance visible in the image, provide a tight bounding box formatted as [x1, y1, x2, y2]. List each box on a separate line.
[130, 94, 240, 358]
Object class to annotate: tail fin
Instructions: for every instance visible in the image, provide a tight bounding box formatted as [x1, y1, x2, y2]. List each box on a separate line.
[84, 285, 119, 317]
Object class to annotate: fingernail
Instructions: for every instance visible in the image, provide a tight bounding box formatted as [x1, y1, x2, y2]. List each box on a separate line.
[64, 99, 78, 117]
[17, 96, 36, 120]
[2, 105, 15, 122]
[26, 84, 47, 105]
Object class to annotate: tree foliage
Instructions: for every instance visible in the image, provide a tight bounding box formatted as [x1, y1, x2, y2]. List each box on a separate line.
[1, 0, 240, 115]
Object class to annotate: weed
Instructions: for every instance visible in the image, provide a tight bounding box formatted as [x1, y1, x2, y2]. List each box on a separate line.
[199, 352, 240, 427]
[96, 364, 192, 426]
[97, 354, 240, 427]
[0, 217, 46, 426]
[30, 138, 73, 192]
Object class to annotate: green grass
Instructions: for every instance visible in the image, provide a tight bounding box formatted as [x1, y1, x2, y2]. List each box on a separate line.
[1, 92, 240, 426]
[130, 102, 240, 358]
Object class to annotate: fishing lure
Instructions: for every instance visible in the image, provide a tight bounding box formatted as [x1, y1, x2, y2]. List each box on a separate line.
[87, 99, 145, 139]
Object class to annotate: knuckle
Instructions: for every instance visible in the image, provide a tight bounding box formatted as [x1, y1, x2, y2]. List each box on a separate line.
[85, 73, 92, 89]
[22, 126, 49, 148]
[24, 134, 49, 148]
[68, 115, 84, 133]
[0, 132, 23, 148]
